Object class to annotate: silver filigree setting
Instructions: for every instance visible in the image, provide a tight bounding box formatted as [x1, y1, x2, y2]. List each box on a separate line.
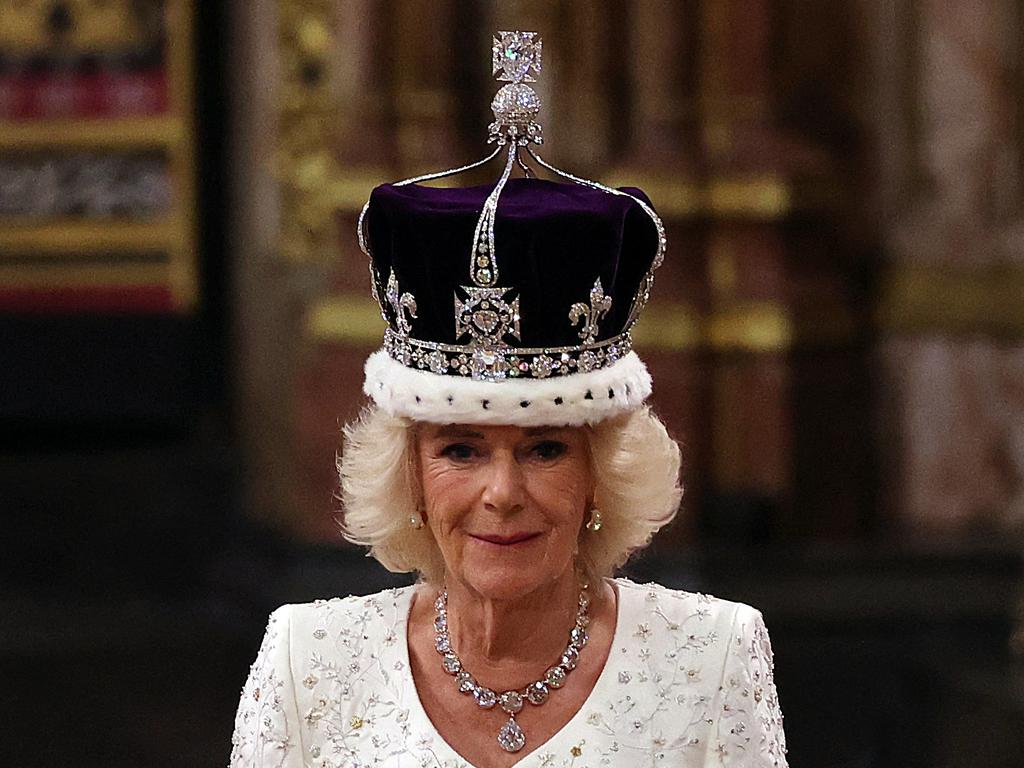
[385, 269, 418, 335]
[569, 278, 613, 344]
[454, 285, 521, 346]
[383, 327, 631, 382]
[469, 146, 517, 287]
[489, 31, 544, 146]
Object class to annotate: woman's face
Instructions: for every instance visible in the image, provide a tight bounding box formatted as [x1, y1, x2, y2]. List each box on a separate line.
[417, 423, 593, 601]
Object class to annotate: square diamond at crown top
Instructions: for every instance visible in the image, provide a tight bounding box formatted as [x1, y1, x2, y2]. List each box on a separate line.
[493, 31, 542, 83]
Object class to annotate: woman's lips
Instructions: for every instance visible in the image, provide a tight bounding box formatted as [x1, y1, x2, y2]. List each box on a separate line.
[471, 532, 540, 547]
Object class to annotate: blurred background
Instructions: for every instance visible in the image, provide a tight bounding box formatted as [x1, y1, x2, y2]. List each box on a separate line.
[1, 0, 1023, 766]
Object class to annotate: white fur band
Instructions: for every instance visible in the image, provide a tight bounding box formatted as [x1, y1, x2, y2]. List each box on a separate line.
[363, 349, 652, 426]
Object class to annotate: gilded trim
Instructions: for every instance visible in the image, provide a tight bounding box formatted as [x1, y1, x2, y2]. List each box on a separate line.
[0, 262, 170, 288]
[707, 303, 793, 353]
[305, 295, 385, 344]
[276, 0, 344, 263]
[0, 116, 184, 149]
[0, 220, 179, 253]
[876, 264, 1024, 339]
[166, 0, 198, 309]
[631, 303, 703, 350]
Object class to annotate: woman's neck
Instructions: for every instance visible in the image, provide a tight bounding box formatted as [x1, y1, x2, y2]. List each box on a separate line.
[440, 572, 582, 687]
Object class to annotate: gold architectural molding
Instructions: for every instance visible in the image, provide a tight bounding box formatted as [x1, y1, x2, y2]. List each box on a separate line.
[876, 264, 1024, 338]
[166, 0, 197, 309]
[0, 220, 179, 253]
[276, 0, 341, 262]
[304, 295, 384, 345]
[632, 304, 703, 350]
[0, 262, 170, 288]
[707, 302, 793, 352]
[0, 116, 185, 149]
[706, 178, 790, 218]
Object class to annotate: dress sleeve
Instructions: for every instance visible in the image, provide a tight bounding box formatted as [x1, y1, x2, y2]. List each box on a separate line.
[707, 604, 788, 767]
[229, 606, 305, 768]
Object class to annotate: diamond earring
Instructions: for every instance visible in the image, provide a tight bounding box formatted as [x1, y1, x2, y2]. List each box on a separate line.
[585, 509, 602, 532]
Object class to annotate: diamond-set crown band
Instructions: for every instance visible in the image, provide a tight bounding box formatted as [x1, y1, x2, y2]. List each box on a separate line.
[384, 327, 635, 382]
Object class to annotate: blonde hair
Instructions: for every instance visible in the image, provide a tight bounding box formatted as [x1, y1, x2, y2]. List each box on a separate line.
[338, 406, 682, 585]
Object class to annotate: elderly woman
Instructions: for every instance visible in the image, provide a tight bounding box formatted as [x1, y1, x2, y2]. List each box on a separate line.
[230, 32, 786, 768]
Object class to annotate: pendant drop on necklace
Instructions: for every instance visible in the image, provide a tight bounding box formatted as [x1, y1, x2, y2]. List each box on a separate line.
[434, 584, 589, 756]
[498, 715, 526, 753]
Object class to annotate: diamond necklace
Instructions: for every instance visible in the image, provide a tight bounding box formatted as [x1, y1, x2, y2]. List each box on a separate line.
[433, 585, 591, 753]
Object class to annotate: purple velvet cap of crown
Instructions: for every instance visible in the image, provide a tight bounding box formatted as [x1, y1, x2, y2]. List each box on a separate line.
[364, 177, 660, 351]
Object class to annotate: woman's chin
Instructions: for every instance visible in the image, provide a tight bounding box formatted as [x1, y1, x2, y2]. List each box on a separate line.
[452, 552, 573, 602]
[457, 565, 549, 602]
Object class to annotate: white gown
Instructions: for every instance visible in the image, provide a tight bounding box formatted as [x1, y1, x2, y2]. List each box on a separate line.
[229, 578, 788, 767]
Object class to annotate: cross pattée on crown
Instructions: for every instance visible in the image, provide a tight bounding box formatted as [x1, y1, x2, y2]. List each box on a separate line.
[493, 31, 542, 83]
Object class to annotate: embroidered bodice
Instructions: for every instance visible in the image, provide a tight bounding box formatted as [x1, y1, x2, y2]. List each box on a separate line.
[229, 578, 787, 767]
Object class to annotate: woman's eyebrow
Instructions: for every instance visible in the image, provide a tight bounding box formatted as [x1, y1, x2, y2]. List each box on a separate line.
[524, 427, 563, 437]
[434, 426, 485, 439]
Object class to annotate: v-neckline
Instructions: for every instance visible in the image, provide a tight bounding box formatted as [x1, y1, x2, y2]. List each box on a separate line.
[397, 579, 625, 768]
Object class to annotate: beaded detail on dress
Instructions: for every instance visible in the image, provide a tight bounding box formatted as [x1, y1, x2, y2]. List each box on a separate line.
[229, 579, 788, 767]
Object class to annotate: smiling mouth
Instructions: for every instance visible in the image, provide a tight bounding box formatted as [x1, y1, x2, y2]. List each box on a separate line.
[471, 532, 540, 546]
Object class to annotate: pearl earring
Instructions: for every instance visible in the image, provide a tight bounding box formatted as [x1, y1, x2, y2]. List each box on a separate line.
[585, 508, 602, 531]
[410, 512, 424, 529]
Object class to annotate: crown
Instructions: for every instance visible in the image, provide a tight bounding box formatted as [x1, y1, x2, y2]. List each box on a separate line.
[357, 32, 666, 426]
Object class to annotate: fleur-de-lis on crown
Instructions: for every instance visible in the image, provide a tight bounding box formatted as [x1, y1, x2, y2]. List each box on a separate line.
[569, 278, 613, 344]
[386, 269, 417, 335]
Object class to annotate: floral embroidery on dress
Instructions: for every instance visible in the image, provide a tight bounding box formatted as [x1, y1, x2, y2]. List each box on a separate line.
[230, 608, 299, 768]
[709, 605, 788, 767]
[229, 579, 787, 767]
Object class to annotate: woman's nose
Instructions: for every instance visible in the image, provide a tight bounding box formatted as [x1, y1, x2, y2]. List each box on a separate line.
[481, 451, 526, 512]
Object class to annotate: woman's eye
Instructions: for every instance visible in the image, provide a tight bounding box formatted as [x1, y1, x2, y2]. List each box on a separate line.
[440, 443, 476, 461]
[532, 440, 567, 460]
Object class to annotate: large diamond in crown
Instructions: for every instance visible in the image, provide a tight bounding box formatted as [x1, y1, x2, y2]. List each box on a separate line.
[493, 31, 542, 83]
[454, 285, 521, 346]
